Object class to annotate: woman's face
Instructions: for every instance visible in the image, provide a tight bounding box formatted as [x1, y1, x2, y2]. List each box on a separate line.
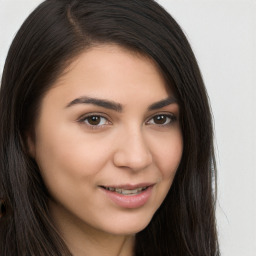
[28, 45, 183, 236]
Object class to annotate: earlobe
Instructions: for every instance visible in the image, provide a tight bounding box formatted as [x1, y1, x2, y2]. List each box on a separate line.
[26, 132, 36, 158]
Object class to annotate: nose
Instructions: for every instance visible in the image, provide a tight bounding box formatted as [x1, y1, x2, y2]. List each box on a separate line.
[113, 128, 153, 171]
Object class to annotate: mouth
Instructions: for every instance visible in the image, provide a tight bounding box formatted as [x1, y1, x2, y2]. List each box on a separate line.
[99, 183, 154, 208]
[100, 186, 149, 196]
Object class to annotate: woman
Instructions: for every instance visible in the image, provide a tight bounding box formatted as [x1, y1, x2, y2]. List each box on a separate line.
[0, 0, 219, 255]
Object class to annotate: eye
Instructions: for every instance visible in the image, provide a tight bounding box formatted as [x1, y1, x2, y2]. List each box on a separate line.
[146, 114, 176, 126]
[78, 114, 110, 128]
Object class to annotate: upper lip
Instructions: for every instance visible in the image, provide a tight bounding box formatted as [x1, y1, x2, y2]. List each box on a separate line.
[100, 183, 155, 190]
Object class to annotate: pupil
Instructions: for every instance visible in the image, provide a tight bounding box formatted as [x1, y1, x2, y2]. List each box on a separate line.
[154, 115, 166, 124]
[88, 116, 100, 125]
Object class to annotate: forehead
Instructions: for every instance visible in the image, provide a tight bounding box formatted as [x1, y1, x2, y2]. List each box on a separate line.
[53, 44, 168, 83]
[42, 44, 173, 107]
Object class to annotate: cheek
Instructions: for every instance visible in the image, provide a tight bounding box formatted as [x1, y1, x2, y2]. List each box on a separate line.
[34, 121, 111, 179]
[151, 131, 183, 180]
[33, 125, 112, 208]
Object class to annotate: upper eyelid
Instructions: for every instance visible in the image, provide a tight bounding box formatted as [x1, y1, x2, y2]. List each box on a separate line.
[76, 111, 177, 124]
[77, 112, 111, 122]
[146, 112, 176, 120]
[77, 114, 111, 130]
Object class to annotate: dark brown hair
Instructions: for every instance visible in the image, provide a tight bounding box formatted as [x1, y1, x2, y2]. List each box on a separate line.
[0, 0, 219, 255]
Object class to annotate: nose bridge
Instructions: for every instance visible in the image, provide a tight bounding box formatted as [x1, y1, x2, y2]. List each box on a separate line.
[113, 125, 152, 170]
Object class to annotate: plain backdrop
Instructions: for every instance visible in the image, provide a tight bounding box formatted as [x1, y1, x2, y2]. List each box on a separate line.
[0, 0, 256, 255]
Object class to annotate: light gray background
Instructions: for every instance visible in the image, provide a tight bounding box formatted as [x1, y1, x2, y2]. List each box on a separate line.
[1, 0, 256, 255]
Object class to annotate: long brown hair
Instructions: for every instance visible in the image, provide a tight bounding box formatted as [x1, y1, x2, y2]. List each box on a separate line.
[0, 0, 219, 255]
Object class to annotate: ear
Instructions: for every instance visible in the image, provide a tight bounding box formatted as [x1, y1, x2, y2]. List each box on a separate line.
[25, 131, 36, 159]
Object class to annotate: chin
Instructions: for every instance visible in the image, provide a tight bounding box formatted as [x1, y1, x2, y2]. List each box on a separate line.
[100, 213, 153, 236]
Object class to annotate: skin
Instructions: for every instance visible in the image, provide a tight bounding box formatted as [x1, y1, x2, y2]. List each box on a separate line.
[28, 45, 183, 256]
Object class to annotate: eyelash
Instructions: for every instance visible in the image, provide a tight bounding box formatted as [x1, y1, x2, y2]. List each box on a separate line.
[77, 113, 177, 130]
[77, 114, 111, 129]
[146, 113, 177, 127]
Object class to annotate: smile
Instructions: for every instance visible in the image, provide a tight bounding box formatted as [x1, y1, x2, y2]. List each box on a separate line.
[99, 184, 154, 208]
[103, 186, 148, 195]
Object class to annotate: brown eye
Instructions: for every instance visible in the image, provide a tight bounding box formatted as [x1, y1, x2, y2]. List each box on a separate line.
[147, 114, 175, 126]
[87, 116, 101, 125]
[81, 115, 109, 127]
[153, 115, 168, 124]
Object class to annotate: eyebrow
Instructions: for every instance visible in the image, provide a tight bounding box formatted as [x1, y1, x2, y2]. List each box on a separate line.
[66, 96, 122, 112]
[65, 96, 178, 112]
[148, 97, 178, 110]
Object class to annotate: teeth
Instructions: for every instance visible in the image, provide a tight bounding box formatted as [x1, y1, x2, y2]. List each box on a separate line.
[105, 186, 148, 195]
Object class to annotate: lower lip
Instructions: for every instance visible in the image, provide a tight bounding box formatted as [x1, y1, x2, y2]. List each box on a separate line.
[100, 186, 153, 209]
